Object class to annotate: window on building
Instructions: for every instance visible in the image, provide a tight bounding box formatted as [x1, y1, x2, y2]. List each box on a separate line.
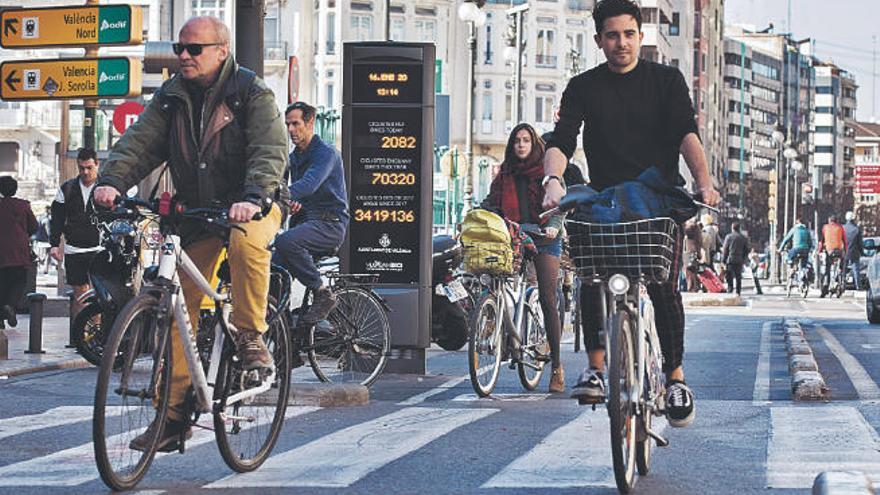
[482, 91, 493, 121]
[670, 58, 679, 68]
[536, 29, 556, 67]
[415, 18, 437, 42]
[640, 7, 658, 24]
[815, 146, 834, 153]
[751, 85, 778, 102]
[505, 93, 512, 125]
[669, 12, 680, 36]
[535, 95, 555, 123]
[484, 16, 493, 64]
[390, 16, 405, 40]
[191, 0, 227, 20]
[0, 142, 19, 173]
[351, 14, 373, 41]
[326, 12, 336, 54]
[816, 106, 834, 114]
[327, 82, 335, 109]
[815, 126, 834, 133]
[816, 86, 833, 95]
[752, 60, 779, 80]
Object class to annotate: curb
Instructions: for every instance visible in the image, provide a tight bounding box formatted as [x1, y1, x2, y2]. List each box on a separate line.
[813, 471, 875, 495]
[783, 319, 828, 400]
[0, 357, 90, 378]
[683, 294, 744, 307]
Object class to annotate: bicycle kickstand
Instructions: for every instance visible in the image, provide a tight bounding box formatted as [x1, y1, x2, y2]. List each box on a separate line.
[647, 427, 669, 447]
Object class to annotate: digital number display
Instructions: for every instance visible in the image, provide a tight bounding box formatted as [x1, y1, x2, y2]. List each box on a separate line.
[381, 136, 417, 149]
[372, 172, 416, 185]
[352, 64, 422, 104]
[354, 209, 416, 223]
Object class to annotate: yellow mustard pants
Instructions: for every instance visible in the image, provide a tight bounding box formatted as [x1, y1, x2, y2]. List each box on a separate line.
[166, 205, 281, 420]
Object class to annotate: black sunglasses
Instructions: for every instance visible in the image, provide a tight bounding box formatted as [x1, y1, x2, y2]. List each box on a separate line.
[172, 42, 223, 56]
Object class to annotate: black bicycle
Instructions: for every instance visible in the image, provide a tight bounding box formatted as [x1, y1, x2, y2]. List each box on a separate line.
[271, 250, 391, 387]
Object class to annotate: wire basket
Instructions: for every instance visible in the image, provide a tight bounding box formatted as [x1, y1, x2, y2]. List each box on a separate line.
[565, 217, 679, 283]
[462, 242, 516, 276]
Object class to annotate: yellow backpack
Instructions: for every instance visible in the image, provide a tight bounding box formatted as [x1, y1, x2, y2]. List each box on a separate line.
[460, 209, 514, 275]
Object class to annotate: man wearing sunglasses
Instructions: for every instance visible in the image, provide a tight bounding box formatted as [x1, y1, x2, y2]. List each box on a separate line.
[94, 16, 288, 452]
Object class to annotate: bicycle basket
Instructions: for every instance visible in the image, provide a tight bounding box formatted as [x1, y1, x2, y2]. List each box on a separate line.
[565, 217, 679, 283]
[463, 242, 515, 276]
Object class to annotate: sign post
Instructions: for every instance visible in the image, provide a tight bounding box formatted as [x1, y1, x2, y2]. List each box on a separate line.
[342, 43, 435, 374]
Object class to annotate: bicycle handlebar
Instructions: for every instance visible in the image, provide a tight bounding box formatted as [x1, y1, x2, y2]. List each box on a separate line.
[539, 184, 719, 220]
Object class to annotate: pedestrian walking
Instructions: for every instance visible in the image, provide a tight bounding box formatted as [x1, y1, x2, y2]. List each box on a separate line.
[0, 176, 38, 329]
[843, 211, 863, 290]
[721, 222, 748, 295]
[747, 248, 764, 295]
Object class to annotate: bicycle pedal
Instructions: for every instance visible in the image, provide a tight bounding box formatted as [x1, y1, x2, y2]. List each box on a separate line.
[508, 361, 517, 370]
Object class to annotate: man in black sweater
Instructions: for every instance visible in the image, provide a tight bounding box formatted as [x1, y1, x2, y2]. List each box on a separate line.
[722, 222, 749, 295]
[542, 0, 720, 428]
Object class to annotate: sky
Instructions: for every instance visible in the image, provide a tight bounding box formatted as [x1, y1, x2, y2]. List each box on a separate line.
[724, 0, 879, 123]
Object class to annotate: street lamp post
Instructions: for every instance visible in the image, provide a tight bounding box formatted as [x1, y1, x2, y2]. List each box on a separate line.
[791, 159, 803, 226]
[782, 146, 798, 241]
[504, 3, 529, 124]
[458, 0, 486, 212]
[771, 130, 785, 283]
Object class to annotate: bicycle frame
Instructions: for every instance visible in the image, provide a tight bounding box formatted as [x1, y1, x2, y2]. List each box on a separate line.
[150, 233, 275, 415]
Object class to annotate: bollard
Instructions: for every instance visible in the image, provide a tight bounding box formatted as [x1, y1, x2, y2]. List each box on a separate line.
[24, 293, 47, 354]
[66, 291, 77, 348]
[0, 328, 8, 360]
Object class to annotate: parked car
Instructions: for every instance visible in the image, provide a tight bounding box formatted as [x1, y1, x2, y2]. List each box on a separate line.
[864, 238, 880, 323]
[852, 237, 879, 291]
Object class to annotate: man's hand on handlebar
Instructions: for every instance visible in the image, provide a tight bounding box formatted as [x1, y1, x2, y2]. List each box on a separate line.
[229, 201, 261, 223]
[93, 186, 121, 208]
[542, 180, 565, 210]
[697, 185, 721, 207]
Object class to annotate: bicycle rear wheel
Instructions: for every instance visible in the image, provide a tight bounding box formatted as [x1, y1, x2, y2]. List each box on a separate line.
[636, 394, 653, 475]
[518, 287, 548, 391]
[607, 309, 637, 493]
[308, 287, 390, 387]
[93, 293, 170, 491]
[74, 302, 108, 367]
[468, 292, 503, 397]
[215, 296, 291, 472]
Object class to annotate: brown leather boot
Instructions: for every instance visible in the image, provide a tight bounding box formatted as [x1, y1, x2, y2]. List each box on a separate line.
[549, 366, 565, 393]
[235, 329, 274, 371]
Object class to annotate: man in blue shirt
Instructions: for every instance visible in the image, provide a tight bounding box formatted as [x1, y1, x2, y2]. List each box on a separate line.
[273, 102, 349, 323]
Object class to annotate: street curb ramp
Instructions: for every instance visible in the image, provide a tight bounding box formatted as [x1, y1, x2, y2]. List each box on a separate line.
[783, 319, 828, 400]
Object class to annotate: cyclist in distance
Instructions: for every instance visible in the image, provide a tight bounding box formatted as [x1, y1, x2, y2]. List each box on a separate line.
[540, 0, 721, 427]
[93, 16, 288, 452]
[818, 215, 846, 295]
[481, 123, 567, 393]
[272, 101, 349, 325]
[779, 218, 813, 269]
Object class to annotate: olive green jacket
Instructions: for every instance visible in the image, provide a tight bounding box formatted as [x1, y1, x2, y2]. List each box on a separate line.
[98, 57, 288, 210]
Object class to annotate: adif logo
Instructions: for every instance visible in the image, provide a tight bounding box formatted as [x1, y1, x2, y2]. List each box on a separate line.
[100, 19, 127, 31]
[99, 72, 125, 83]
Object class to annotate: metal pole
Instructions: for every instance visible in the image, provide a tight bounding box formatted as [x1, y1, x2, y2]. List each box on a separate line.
[772, 147, 782, 283]
[783, 158, 791, 239]
[793, 173, 799, 225]
[235, 0, 266, 77]
[82, 0, 99, 150]
[385, 0, 391, 41]
[513, 10, 524, 124]
[738, 42, 745, 211]
[463, 22, 476, 211]
[25, 293, 47, 354]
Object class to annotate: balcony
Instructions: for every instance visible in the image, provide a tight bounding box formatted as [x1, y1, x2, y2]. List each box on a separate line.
[264, 40, 288, 61]
[535, 54, 557, 68]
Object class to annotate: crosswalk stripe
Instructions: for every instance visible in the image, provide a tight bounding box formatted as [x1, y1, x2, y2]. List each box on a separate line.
[205, 406, 497, 488]
[816, 325, 880, 400]
[0, 406, 319, 487]
[484, 409, 668, 488]
[0, 406, 117, 442]
[767, 406, 880, 488]
[451, 393, 550, 402]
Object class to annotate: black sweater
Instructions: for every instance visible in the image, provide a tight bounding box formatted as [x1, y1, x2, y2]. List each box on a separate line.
[49, 178, 99, 249]
[547, 60, 698, 191]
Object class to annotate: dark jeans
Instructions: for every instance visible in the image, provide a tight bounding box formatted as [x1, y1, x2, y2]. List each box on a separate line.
[726, 262, 743, 295]
[272, 219, 347, 289]
[823, 249, 843, 288]
[0, 266, 27, 311]
[579, 230, 685, 374]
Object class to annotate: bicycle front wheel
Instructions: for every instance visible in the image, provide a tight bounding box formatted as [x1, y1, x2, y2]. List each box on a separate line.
[93, 293, 170, 491]
[74, 301, 108, 367]
[518, 287, 548, 391]
[468, 292, 503, 397]
[308, 287, 390, 387]
[215, 296, 291, 472]
[607, 309, 637, 493]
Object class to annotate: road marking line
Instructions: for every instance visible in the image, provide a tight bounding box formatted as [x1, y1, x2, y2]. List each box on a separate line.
[0, 406, 120, 443]
[753, 321, 773, 404]
[0, 406, 319, 487]
[817, 325, 880, 400]
[451, 393, 550, 402]
[205, 406, 497, 488]
[767, 406, 880, 488]
[483, 410, 667, 488]
[397, 364, 493, 406]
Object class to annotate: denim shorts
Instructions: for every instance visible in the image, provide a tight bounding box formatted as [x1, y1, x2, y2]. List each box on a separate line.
[535, 237, 563, 257]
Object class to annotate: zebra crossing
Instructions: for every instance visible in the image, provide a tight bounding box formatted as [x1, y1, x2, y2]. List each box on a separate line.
[2, 398, 880, 492]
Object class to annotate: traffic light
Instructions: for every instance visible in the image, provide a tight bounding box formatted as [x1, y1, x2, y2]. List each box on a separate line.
[768, 170, 777, 222]
[801, 183, 814, 204]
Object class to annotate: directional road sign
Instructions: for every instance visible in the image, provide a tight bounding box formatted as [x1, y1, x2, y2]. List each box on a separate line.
[0, 5, 142, 48]
[0, 57, 142, 100]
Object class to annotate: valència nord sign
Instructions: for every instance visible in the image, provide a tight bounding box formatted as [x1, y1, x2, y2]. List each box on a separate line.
[0, 57, 142, 100]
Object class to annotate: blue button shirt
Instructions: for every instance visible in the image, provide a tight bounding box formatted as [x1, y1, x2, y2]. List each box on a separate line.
[288, 135, 349, 223]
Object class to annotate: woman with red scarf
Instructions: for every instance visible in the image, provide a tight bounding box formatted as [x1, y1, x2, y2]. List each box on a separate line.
[481, 123, 566, 393]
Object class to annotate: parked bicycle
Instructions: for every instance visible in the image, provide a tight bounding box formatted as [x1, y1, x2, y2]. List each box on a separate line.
[92, 195, 291, 491]
[465, 223, 551, 396]
[546, 184, 712, 493]
[271, 249, 391, 387]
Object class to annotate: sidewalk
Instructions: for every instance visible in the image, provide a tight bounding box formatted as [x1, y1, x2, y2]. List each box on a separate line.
[0, 315, 88, 378]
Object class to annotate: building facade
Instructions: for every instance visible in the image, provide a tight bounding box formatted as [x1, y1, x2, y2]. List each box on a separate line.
[693, 0, 726, 191]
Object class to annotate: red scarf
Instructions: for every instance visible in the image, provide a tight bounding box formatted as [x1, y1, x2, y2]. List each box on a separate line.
[499, 153, 545, 224]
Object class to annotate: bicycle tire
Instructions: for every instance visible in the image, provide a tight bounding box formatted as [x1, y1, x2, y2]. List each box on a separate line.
[308, 287, 390, 387]
[468, 291, 503, 397]
[518, 287, 547, 391]
[74, 302, 108, 367]
[93, 293, 170, 491]
[215, 296, 291, 472]
[636, 389, 653, 475]
[573, 283, 582, 353]
[607, 309, 637, 493]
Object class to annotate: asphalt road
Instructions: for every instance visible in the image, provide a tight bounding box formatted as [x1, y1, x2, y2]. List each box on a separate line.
[1, 291, 878, 494]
